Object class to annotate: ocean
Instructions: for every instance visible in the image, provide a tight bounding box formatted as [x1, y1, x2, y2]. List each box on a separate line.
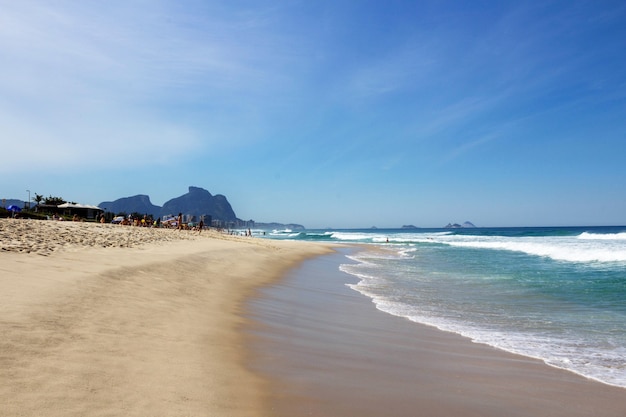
[261, 226, 626, 388]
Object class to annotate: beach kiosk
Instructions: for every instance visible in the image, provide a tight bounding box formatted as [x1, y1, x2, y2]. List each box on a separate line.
[57, 203, 104, 220]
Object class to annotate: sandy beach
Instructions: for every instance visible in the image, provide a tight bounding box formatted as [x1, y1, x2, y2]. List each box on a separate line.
[3, 219, 626, 417]
[0, 219, 332, 416]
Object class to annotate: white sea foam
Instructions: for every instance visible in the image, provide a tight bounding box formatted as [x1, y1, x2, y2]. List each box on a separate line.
[289, 229, 626, 263]
[431, 234, 626, 263]
[578, 231, 626, 240]
[341, 242, 626, 389]
[330, 232, 370, 241]
[270, 226, 626, 388]
[327, 231, 453, 244]
[269, 229, 300, 238]
[346, 271, 626, 388]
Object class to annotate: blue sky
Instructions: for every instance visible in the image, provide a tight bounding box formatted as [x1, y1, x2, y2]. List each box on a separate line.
[1, 0, 625, 228]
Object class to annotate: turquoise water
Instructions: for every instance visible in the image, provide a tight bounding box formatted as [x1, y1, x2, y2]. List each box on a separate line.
[262, 226, 626, 388]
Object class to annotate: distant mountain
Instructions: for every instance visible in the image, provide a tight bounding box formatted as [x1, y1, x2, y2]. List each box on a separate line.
[99, 195, 160, 217]
[161, 186, 237, 222]
[99, 186, 238, 223]
[444, 221, 477, 228]
[2, 199, 27, 209]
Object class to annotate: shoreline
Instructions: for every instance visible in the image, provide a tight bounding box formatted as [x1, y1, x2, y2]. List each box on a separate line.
[5, 219, 625, 415]
[0, 219, 334, 416]
[247, 247, 626, 417]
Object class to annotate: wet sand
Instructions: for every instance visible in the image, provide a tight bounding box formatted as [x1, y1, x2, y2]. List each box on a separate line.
[0, 219, 333, 416]
[247, 248, 626, 417]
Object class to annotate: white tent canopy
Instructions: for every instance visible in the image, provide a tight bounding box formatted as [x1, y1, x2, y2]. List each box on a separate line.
[57, 203, 103, 210]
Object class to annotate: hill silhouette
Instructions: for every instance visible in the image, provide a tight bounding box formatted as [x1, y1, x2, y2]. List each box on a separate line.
[99, 186, 238, 223]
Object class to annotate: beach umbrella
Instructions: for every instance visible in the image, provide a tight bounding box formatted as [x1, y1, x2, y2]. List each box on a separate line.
[6, 205, 22, 212]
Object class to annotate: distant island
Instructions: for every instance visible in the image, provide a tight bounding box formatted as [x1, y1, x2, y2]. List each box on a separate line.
[401, 225, 419, 229]
[444, 221, 477, 229]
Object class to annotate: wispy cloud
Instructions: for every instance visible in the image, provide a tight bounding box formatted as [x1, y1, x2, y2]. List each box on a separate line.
[442, 131, 503, 163]
[0, 1, 307, 173]
[334, 0, 626, 167]
[345, 41, 439, 98]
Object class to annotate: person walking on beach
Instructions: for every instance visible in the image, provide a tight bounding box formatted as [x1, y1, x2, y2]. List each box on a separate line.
[198, 219, 204, 234]
[177, 213, 183, 230]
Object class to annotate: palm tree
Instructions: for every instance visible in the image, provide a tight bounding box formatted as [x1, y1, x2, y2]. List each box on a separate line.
[33, 193, 44, 207]
[44, 196, 66, 206]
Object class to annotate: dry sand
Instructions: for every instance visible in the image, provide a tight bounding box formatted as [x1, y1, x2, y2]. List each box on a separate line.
[0, 219, 333, 416]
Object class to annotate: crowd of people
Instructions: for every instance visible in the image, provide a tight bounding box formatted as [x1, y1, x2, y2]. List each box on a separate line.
[104, 213, 205, 233]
